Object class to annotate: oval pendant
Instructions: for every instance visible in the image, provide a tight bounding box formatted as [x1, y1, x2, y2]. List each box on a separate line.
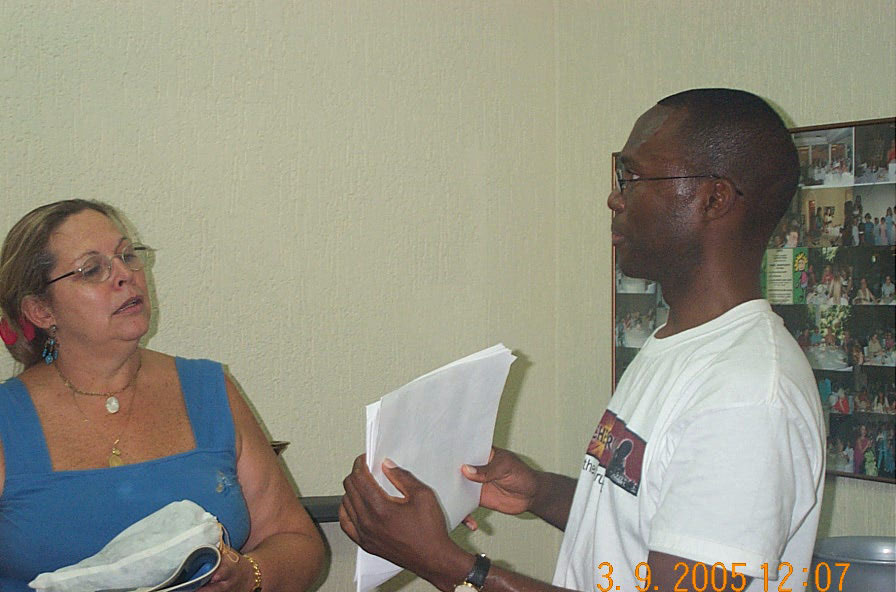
[109, 447, 123, 467]
[105, 396, 120, 414]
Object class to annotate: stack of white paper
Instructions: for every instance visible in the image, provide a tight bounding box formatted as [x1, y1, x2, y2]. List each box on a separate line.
[355, 344, 516, 592]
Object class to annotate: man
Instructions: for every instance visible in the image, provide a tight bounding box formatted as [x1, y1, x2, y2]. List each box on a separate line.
[785, 228, 800, 247]
[340, 89, 825, 592]
[863, 213, 875, 245]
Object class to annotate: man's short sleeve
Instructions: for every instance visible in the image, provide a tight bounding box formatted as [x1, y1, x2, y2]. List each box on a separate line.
[648, 404, 820, 576]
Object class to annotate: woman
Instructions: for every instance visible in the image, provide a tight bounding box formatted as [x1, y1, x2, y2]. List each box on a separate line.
[826, 438, 850, 473]
[850, 343, 865, 370]
[881, 276, 896, 304]
[828, 268, 843, 305]
[852, 277, 876, 305]
[877, 429, 895, 476]
[854, 390, 871, 413]
[0, 201, 324, 591]
[853, 424, 872, 474]
[887, 206, 895, 246]
[866, 333, 883, 360]
[872, 390, 886, 413]
[841, 266, 854, 301]
[820, 264, 834, 289]
[812, 207, 823, 242]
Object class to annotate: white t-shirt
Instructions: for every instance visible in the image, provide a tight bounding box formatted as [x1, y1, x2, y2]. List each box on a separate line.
[553, 300, 825, 592]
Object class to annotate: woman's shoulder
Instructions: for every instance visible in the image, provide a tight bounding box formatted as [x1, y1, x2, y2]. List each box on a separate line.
[140, 350, 224, 374]
[137, 349, 178, 382]
[143, 352, 230, 397]
[140, 348, 176, 364]
[143, 349, 224, 365]
[7, 362, 55, 394]
[138, 350, 220, 393]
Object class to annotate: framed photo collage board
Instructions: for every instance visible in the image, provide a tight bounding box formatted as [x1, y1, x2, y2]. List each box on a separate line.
[612, 117, 896, 483]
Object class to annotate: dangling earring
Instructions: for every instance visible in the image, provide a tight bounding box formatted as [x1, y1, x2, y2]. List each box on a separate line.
[42, 325, 59, 364]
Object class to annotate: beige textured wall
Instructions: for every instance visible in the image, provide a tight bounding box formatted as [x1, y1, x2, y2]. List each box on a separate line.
[0, 2, 893, 591]
[1, 3, 561, 590]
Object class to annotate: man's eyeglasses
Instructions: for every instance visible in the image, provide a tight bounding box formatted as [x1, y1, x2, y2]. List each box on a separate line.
[615, 165, 743, 196]
[46, 243, 153, 285]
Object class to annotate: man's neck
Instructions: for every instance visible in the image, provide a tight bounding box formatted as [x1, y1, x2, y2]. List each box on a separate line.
[656, 265, 762, 338]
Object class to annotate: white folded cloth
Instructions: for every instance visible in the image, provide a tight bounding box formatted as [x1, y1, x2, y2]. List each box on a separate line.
[29, 500, 222, 592]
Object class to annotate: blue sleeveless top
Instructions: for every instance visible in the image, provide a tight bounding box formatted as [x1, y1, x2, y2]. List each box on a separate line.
[0, 357, 250, 591]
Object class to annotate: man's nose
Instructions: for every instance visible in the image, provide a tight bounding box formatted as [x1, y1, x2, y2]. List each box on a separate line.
[607, 187, 625, 212]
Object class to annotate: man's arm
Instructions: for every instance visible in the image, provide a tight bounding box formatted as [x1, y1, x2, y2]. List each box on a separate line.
[339, 456, 755, 592]
[474, 552, 755, 592]
[528, 469, 577, 529]
[339, 455, 579, 592]
[462, 447, 577, 531]
[648, 552, 754, 592]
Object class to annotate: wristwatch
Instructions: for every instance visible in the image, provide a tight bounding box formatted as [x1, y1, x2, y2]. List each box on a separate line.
[454, 553, 490, 591]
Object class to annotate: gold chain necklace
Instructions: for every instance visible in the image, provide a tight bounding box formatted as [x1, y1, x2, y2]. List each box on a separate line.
[54, 355, 142, 414]
[69, 375, 139, 467]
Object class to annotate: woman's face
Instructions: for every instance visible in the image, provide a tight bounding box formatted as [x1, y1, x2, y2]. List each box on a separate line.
[39, 209, 151, 353]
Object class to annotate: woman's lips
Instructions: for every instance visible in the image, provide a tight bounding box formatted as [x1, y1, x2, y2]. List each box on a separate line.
[114, 296, 143, 314]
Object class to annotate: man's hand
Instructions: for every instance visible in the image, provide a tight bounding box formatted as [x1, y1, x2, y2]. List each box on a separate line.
[339, 455, 471, 590]
[462, 447, 540, 517]
[461, 447, 576, 531]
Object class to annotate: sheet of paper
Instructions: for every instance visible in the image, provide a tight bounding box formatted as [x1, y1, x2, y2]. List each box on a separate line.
[354, 344, 516, 592]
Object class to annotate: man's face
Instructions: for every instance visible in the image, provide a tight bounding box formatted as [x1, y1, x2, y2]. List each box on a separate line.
[609, 105, 703, 281]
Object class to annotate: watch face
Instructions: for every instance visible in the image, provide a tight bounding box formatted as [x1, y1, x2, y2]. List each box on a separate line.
[454, 585, 475, 592]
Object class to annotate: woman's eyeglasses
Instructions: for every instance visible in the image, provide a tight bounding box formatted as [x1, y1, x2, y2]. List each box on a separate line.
[46, 243, 153, 285]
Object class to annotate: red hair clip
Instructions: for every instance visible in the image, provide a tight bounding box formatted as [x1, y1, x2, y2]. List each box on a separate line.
[0, 316, 37, 345]
[19, 316, 36, 341]
[0, 317, 17, 346]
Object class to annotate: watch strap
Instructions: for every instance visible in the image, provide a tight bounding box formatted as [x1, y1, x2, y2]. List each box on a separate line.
[464, 553, 490, 590]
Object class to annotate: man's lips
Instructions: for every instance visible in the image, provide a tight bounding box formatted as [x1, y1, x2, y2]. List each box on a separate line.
[611, 226, 626, 246]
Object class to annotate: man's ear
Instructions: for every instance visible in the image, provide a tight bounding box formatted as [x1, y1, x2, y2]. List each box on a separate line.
[703, 178, 738, 221]
[21, 295, 56, 330]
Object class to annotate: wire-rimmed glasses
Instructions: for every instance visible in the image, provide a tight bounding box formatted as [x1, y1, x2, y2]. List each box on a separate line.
[614, 164, 743, 196]
[46, 243, 153, 285]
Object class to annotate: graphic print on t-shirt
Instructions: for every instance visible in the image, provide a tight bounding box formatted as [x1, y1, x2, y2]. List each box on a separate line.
[586, 409, 646, 495]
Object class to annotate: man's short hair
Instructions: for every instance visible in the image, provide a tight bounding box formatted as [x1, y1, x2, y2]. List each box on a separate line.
[658, 89, 799, 243]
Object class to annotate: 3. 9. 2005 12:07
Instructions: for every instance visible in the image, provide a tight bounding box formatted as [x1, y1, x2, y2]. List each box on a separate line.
[594, 560, 851, 592]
